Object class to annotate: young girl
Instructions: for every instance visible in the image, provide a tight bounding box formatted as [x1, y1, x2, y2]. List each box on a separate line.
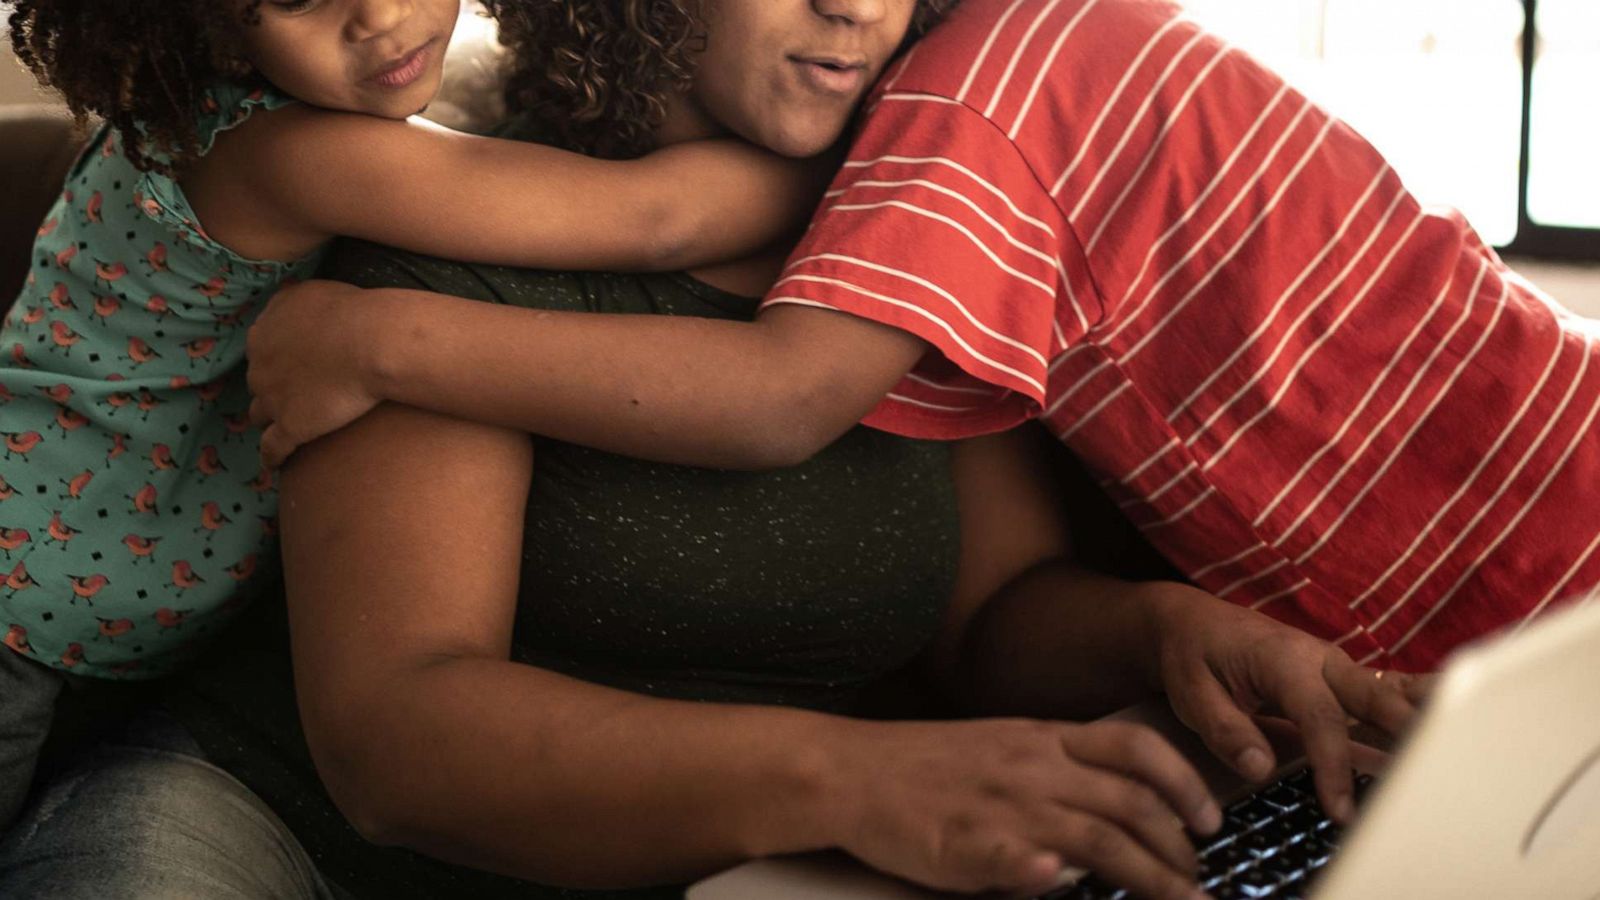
[0, 0, 823, 829]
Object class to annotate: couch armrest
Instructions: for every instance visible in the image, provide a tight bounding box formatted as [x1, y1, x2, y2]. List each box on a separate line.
[1, 105, 82, 315]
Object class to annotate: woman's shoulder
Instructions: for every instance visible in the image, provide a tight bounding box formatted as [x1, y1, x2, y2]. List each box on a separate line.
[320, 239, 603, 313]
[321, 240, 741, 320]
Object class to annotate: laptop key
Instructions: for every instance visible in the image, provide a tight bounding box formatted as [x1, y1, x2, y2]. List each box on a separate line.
[1200, 842, 1257, 878]
[1229, 866, 1286, 896]
[1231, 829, 1284, 859]
[1209, 874, 1283, 900]
[1198, 828, 1237, 856]
[1260, 782, 1305, 811]
[1284, 768, 1318, 795]
[1276, 870, 1311, 900]
[1228, 796, 1282, 831]
[1301, 835, 1337, 868]
[1203, 871, 1254, 890]
[1275, 837, 1319, 872]
[1280, 804, 1327, 837]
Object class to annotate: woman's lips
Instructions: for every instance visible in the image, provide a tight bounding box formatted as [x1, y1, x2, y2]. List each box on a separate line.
[370, 40, 434, 89]
[791, 58, 867, 96]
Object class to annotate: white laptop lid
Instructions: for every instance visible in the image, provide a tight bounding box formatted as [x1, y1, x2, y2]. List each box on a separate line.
[690, 598, 1600, 900]
[1315, 598, 1600, 899]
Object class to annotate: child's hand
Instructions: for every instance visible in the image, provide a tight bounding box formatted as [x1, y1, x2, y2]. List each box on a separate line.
[247, 279, 384, 469]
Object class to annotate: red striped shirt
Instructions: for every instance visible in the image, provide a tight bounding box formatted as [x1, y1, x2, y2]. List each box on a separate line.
[765, 0, 1600, 671]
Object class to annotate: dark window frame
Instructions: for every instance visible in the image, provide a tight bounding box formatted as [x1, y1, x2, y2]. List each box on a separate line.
[1505, 0, 1600, 261]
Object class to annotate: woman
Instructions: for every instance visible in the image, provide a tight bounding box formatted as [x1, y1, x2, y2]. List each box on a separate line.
[0, 2, 1421, 899]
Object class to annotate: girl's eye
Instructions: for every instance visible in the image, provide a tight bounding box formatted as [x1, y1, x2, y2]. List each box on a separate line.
[269, 0, 316, 12]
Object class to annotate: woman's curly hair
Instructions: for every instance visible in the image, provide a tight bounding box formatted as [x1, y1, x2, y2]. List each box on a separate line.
[7, 0, 265, 171]
[483, 0, 961, 160]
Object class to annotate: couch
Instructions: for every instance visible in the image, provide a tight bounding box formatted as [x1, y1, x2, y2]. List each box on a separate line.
[1, 104, 80, 315]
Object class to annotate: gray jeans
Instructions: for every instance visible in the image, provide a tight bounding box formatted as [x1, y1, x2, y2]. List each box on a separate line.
[0, 710, 345, 899]
[0, 646, 63, 831]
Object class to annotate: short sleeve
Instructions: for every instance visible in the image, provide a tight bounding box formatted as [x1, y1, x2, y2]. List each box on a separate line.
[763, 93, 1094, 440]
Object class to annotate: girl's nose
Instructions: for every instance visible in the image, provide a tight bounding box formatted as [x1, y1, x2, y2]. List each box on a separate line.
[346, 0, 415, 42]
[812, 0, 890, 27]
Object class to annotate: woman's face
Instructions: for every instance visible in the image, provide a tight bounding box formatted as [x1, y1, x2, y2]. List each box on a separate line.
[669, 0, 919, 158]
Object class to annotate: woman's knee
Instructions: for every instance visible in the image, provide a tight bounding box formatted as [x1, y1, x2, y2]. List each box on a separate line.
[0, 742, 333, 899]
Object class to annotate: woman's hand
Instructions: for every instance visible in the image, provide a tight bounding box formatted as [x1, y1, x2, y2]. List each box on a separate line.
[1143, 584, 1434, 823]
[247, 279, 386, 468]
[827, 717, 1219, 900]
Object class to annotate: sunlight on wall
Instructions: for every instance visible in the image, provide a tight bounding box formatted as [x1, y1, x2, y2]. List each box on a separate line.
[1178, 0, 1528, 245]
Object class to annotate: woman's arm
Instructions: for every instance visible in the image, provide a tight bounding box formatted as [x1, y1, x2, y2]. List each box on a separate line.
[278, 401, 842, 886]
[279, 403, 1216, 898]
[926, 427, 1430, 823]
[183, 106, 826, 271]
[248, 286, 923, 469]
[919, 426, 1168, 719]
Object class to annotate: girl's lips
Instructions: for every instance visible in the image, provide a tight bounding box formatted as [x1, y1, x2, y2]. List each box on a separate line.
[791, 58, 867, 96]
[370, 40, 434, 89]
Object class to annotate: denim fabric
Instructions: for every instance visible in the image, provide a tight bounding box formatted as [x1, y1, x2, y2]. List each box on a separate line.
[0, 711, 345, 899]
[0, 646, 62, 832]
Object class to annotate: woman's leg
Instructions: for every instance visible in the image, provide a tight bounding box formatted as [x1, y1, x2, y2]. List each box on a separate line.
[0, 711, 343, 900]
[0, 648, 63, 830]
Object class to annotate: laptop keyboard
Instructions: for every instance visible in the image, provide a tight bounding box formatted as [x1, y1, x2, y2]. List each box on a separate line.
[1045, 768, 1376, 900]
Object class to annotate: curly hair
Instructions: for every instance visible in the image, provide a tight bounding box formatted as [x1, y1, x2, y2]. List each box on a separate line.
[6, 0, 265, 172]
[483, 0, 961, 160]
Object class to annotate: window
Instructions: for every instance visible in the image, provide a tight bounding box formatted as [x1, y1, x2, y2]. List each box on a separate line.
[1179, 0, 1598, 261]
[1528, 0, 1600, 232]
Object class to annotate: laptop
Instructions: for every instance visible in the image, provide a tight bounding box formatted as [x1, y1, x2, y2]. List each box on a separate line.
[689, 596, 1600, 900]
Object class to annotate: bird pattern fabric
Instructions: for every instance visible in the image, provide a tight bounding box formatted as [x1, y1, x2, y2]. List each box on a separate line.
[0, 83, 317, 679]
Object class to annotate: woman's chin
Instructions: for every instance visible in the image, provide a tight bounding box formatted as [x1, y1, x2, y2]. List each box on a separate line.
[744, 117, 852, 160]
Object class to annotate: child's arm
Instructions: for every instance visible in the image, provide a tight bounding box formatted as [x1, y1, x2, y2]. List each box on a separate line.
[247, 280, 926, 470]
[182, 106, 829, 272]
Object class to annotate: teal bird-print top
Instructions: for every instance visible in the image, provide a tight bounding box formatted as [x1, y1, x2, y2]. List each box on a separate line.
[0, 81, 319, 679]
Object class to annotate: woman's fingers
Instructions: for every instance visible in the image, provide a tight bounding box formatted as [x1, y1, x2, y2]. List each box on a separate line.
[258, 424, 291, 471]
[1401, 671, 1438, 706]
[1274, 670, 1358, 823]
[944, 839, 1063, 897]
[247, 396, 272, 428]
[1324, 659, 1420, 738]
[1050, 770, 1198, 876]
[1037, 811, 1205, 900]
[1060, 721, 1223, 836]
[839, 719, 1215, 898]
[998, 847, 1067, 898]
[1165, 661, 1278, 785]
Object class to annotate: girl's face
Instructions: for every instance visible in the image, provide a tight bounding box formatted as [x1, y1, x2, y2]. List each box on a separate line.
[237, 0, 462, 119]
[665, 0, 919, 158]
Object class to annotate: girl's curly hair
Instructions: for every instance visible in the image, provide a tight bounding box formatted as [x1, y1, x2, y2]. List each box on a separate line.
[7, 0, 264, 172]
[483, 0, 961, 160]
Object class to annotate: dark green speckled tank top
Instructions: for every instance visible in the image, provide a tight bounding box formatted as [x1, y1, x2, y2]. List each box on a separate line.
[160, 242, 962, 900]
[330, 241, 961, 714]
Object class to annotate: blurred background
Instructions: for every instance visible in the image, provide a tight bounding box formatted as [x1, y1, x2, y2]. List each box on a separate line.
[2, 0, 1596, 305]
